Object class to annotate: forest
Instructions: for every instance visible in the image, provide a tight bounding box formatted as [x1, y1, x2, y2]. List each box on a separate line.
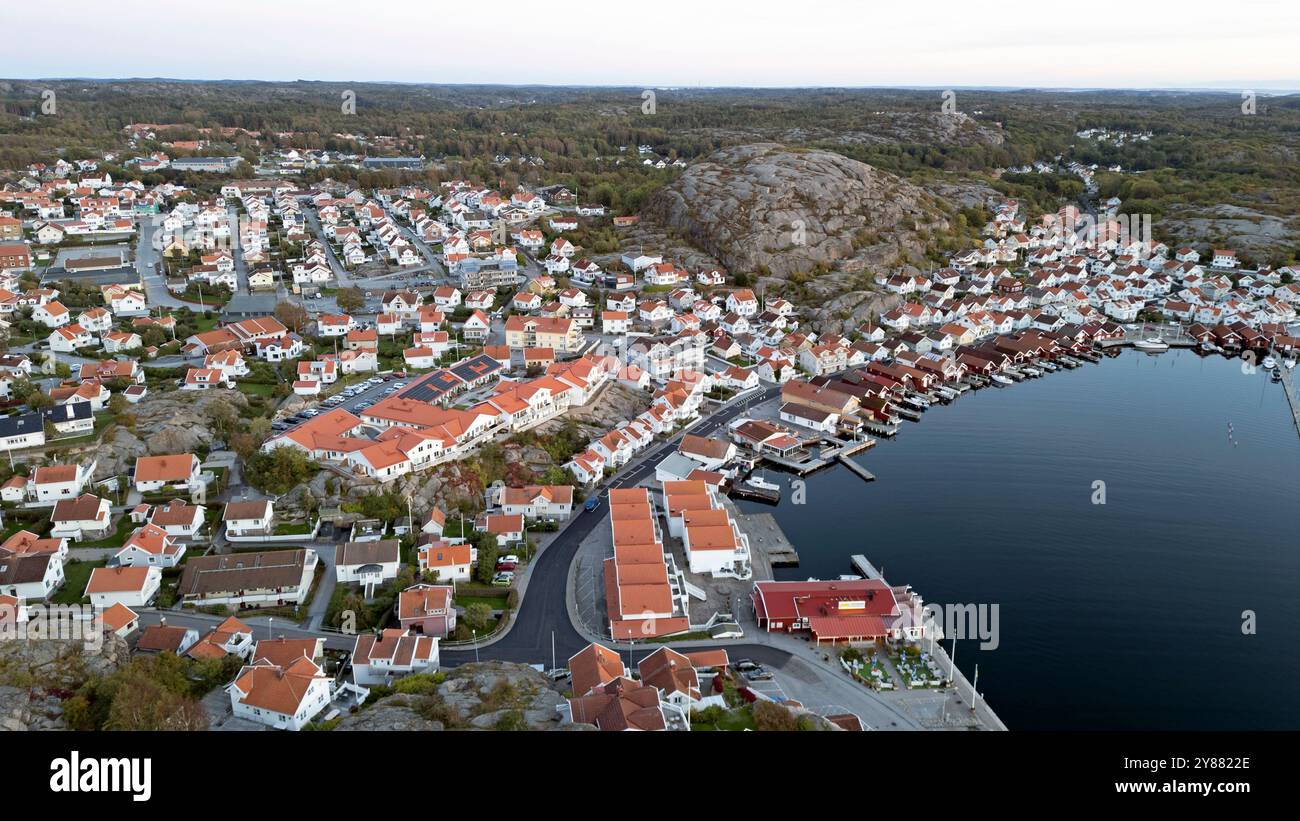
[2, 81, 1297, 261]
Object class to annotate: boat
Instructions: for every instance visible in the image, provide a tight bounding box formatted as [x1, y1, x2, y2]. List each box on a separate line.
[1021, 366, 1042, 378]
[1133, 337, 1170, 352]
[1199, 341, 1216, 353]
[1287, 359, 1297, 370]
[1270, 368, 1283, 382]
[744, 473, 781, 493]
[1262, 355, 1277, 369]
[990, 373, 1014, 386]
[1039, 361, 1058, 372]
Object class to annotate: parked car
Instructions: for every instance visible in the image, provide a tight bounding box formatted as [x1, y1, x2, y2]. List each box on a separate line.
[584, 495, 602, 512]
[495, 560, 516, 572]
[746, 670, 774, 681]
[732, 659, 760, 672]
[491, 572, 515, 587]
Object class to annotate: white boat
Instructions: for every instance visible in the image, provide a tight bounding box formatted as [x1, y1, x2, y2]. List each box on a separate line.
[1262, 356, 1277, 369]
[1287, 359, 1296, 371]
[745, 474, 781, 492]
[1133, 337, 1170, 352]
[990, 373, 1014, 386]
[1021, 366, 1042, 377]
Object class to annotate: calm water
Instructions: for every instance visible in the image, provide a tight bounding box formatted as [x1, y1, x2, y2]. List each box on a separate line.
[739, 349, 1300, 730]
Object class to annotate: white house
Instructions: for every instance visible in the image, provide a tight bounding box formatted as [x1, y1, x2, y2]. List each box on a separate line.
[85, 565, 161, 609]
[227, 656, 334, 731]
[351, 628, 440, 686]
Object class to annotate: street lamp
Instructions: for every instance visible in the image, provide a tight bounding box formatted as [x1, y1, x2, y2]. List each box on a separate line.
[472, 629, 479, 663]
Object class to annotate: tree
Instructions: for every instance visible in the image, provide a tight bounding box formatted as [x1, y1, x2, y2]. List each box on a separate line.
[274, 299, 310, 333]
[203, 401, 240, 443]
[753, 700, 800, 731]
[25, 389, 54, 411]
[244, 446, 316, 495]
[336, 287, 365, 314]
[463, 602, 494, 632]
[471, 529, 500, 585]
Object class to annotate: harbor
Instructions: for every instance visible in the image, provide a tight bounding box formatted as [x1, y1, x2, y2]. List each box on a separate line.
[734, 348, 1300, 730]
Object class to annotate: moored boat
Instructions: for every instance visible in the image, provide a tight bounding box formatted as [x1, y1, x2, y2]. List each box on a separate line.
[1133, 337, 1170, 352]
[991, 373, 1014, 386]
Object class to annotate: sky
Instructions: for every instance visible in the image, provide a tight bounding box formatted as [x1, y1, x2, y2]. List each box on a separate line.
[3, 0, 1298, 90]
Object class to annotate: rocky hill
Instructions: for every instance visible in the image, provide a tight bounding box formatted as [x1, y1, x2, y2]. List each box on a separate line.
[0, 632, 131, 731]
[335, 662, 586, 731]
[91, 389, 250, 481]
[643, 143, 950, 280]
[641, 143, 956, 333]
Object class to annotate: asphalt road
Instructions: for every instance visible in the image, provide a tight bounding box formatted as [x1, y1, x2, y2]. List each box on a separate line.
[440, 383, 781, 667]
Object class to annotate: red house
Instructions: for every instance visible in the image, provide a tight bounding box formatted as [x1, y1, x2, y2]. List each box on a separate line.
[397, 583, 457, 638]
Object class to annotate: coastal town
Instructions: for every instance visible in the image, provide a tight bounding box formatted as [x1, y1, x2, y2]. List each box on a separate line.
[0, 115, 1297, 736]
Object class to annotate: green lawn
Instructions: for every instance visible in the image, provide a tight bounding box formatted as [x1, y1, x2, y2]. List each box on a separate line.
[77, 515, 136, 548]
[237, 382, 276, 397]
[53, 559, 106, 604]
[692, 706, 758, 731]
[454, 594, 510, 610]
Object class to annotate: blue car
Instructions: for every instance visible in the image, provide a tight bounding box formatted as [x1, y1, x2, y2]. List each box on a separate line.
[584, 495, 602, 512]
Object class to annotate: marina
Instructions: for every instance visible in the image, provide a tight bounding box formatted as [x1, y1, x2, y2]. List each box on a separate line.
[736, 348, 1300, 730]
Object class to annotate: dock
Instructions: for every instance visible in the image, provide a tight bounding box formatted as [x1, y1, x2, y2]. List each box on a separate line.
[760, 435, 876, 475]
[1279, 364, 1300, 437]
[728, 481, 781, 505]
[849, 554, 883, 580]
[836, 454, 875, 482]
[728, 508, 800, 573]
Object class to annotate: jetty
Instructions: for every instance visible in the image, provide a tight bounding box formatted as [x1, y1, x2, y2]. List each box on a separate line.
[837, 452, 878, 483]
[731, 509, 800, 571]
[836, 453, 875, 483]
[760, 435, 875, 475]
[1279, 363, 1300, 437]
[728, 478, 781, 505]
[850, 554, 883, 580]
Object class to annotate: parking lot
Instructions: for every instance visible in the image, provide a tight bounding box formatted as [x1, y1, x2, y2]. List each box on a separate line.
[271, 373, 410, 431]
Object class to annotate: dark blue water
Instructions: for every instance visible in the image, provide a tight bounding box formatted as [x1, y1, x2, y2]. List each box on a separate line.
[739, 349, 1300, 730]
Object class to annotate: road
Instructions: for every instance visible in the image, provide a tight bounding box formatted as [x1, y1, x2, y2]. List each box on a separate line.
[135, 216, 186, 309]
[439, 383, 781, 666]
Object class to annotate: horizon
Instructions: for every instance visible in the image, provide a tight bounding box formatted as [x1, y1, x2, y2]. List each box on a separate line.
[5, 0, 1298, 90]
[6, 78, 1300, 95]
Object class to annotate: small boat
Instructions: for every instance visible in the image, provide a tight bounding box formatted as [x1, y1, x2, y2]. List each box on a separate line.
[1270, 368, 1282, 382]
[1286, 359, 1296, 370]
[1039, 361, 1058, 372]
[1133, 337, 1170, 352]
[1262, 356, 1277, 369]
[990, 373, 1014, 386]
[1199, 341, 1215, 352]
[745, 474, 781, 493]
[1021, 366, 1042, 378]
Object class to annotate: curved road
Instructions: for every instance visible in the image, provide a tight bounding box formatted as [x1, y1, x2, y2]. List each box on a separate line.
[441, 384, 781, 667]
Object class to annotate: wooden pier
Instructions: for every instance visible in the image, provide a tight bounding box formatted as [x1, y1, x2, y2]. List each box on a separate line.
[850, 554, 883, 580]
[733, 510, 800, 571]
[1278, 364, 1300, 437]
[836, 454, 876, 482]
[728, 481, 781, 505]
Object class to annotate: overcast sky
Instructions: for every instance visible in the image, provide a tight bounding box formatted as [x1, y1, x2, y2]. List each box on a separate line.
[4, 0, 1298, 90]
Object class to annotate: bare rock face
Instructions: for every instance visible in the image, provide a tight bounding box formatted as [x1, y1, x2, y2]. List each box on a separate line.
[336, 662, 575, 731]
[643, 143, 950, 281]
[333, 693, 444, 731]
[91, 389, 250, 480]
[0, 631, 131, 731]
